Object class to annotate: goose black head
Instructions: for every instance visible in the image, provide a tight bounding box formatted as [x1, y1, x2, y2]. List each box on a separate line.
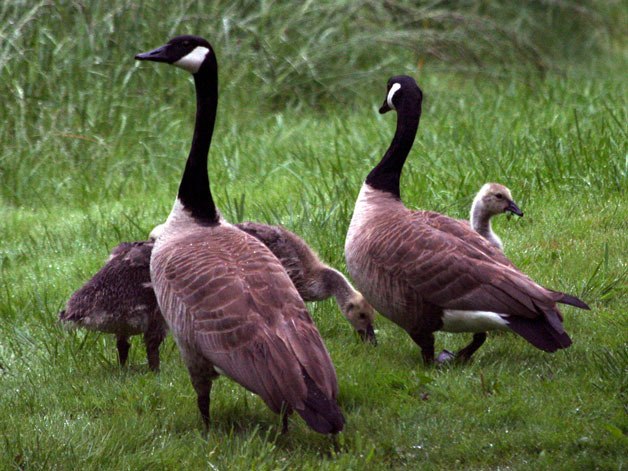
[135, 35, 214, 74]
[379, 75, 423, 114]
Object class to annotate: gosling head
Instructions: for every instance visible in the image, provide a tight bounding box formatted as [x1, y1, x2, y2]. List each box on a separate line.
[473, 183, 523, 218]
[343, 294, 377, 345]
[135, 35, 215, 74]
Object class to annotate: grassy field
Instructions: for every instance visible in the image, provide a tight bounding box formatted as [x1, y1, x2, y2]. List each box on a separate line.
[1, 1, 626, 470]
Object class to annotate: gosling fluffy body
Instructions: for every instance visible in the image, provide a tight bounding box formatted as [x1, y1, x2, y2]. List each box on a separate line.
[59, 240, 167, 371]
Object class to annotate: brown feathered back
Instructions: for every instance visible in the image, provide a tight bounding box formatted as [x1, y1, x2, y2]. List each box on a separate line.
[152, 221, 343, 432]
[235, 221, 377, 341]
[347, 184, 583, 357]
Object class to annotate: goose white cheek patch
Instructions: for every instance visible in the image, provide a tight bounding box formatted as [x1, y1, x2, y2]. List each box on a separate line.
[174, 46, 210, 73]
[387, 83, 401, 110]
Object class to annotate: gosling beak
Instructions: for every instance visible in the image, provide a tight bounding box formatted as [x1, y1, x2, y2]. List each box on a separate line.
[358, 324, 377, 345]
[506, 200, 524, 217]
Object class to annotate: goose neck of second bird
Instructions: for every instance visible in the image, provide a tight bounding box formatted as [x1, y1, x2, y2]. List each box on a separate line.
[177, 55, 219, 223]
[365, 101, 421, 199]
[470, 202, 503, 249]
[321, 268, 355, 310]
[470, 202, 491, 236]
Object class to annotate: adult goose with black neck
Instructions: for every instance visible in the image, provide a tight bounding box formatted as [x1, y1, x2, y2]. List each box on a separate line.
[136, 35, 343, 434]
[345, 75, 589, 364]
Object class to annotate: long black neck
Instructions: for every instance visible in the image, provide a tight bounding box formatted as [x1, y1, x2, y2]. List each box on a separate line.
[365, 102, 421, 199]
[177, 56, 219, 223]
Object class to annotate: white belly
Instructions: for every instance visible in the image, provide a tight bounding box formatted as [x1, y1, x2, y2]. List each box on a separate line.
[442, 310, 510, 333]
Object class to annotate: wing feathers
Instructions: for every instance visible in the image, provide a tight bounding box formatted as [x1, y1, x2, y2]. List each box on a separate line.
[153, 225, 341, 429]
[555, 291, 590, 310]
[505, 312, 572, 351]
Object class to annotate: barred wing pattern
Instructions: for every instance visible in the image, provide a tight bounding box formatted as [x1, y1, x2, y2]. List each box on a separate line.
[152, 225, 343, 431]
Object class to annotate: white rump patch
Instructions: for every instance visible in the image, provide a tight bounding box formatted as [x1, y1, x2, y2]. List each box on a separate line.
[387, 83, 401, 110]
[442, 309, 509, 333]
[174, 46, 210, 73]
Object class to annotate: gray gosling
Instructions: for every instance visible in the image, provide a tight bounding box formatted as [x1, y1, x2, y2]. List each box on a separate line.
[234, 222, 376, 343]
[59, 234, 166, 371]
[469, 183, 523, 250]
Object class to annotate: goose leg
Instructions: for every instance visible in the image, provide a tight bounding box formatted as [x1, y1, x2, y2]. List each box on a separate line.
[410, 330, 435, 365]
[143, 333, 162, 372]
[456, 332, 487, 361]
[281, 411, 289, 434]
[437, 333, 487, 364]
[116, 336, 131, 367]
[144, 325, 166, 372]
[190, 370, 213, 430]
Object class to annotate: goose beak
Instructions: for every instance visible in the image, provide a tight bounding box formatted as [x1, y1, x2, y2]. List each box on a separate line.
[135, 45, 171, 63]
[358, 324, 377, 345]
[506, 200, 524, 217]
[379, 99, 392, 114]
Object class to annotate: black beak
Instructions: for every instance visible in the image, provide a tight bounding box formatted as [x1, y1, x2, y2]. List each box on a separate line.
[379, 99, 391, 114]
[358, 324, 377, 345]
[506, 200, 524, 217]
[135, 45, 171, 63]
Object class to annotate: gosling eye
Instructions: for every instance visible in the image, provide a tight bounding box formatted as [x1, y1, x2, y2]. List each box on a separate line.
[358, 313, 367, 320]
[495, 193, 503, 199]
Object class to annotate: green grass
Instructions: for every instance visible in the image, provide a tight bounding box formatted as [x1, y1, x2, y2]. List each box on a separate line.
[1, 1, 626, 469]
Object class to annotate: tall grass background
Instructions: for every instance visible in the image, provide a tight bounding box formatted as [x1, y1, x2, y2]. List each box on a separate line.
[0, 1, 626, 469]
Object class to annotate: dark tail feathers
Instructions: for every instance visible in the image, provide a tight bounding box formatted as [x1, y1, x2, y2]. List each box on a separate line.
[554, 291, 590, 310]
[506, 312, 572, 352]
[296, 369, 344, 435]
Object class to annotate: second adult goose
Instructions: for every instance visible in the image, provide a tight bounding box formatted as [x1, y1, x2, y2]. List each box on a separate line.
[136, 35, 344, 434]
[468, 183, 523, 250]
[345, 76, 589, 364]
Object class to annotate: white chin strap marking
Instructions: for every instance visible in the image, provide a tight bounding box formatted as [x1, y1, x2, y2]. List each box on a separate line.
[387, 83, 401, 110]
[174, 46, 210, 73]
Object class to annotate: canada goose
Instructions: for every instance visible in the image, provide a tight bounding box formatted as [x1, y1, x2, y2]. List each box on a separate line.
[468, 183, 523, 250]
[151, 221, 376, 342]
[345, 75, 590, 364]
[59, 239, 167, 371]
[136, 35, 344, 434]
[236, 222, 377, 343]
